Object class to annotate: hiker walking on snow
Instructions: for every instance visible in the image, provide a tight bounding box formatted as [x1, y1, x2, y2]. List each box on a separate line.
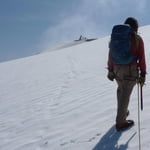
[107, 17, 146, 131]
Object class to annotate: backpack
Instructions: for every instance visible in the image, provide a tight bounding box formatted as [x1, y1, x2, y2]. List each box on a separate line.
[109, 24, 137, 64]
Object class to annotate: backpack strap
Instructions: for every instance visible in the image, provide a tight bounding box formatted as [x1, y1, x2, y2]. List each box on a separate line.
[134, 32, 140, 49]
[131, 32, 139, 59]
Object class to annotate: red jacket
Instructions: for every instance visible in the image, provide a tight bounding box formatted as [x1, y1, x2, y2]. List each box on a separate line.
[108, 34, 146, 74]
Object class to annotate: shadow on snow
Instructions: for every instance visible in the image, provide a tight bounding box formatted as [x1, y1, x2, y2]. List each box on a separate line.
[92, 125, 136, 150]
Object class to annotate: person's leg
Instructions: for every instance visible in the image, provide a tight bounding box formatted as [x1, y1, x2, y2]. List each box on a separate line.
[113, 65, 138, 125]
[116, 80, 136, 124]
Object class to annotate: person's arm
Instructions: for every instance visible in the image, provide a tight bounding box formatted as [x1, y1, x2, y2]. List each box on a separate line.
[107, 50, 114, 71]
[138, 36, 146, 74]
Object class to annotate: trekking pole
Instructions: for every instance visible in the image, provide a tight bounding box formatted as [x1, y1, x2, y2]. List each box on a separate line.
[140, 85, 143, 111]
[137, 83, 141, 150]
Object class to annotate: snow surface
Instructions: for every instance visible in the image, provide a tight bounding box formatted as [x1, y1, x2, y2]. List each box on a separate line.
[0, 26, 150, 150]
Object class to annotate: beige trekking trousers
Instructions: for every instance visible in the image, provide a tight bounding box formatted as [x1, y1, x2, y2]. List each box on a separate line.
[113, 65, 138, 124]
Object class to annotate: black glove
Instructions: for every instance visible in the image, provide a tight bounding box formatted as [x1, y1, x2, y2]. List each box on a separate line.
[107, 71, 115, 81]
[138, 72, 146, 86]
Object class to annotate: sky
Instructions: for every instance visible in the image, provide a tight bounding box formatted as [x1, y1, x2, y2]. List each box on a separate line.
[0, 0, 150, 62]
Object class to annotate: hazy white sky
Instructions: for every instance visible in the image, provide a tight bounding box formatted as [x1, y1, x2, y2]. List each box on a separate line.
[0, 0, 150, 62]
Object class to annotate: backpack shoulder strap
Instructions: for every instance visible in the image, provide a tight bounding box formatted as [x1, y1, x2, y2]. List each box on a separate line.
[134, 33, 140, 49]
[131, 32, 140, 59]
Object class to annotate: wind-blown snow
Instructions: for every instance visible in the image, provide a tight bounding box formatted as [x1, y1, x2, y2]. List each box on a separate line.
[41, 36, 96, 53]
[0, 26, 150, 150]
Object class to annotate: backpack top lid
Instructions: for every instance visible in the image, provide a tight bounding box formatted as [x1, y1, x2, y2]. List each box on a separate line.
[111, 24, 132, 39]
[109, 24, 137, 64]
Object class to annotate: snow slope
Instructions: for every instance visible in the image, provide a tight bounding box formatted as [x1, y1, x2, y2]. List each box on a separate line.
[0, 26, 150, 150]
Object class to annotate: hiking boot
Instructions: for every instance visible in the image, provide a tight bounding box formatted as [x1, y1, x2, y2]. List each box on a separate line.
[116, 120, 134, 131]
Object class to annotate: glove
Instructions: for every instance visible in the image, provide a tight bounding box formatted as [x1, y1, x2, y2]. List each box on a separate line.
[107, 71, 115, 81]
[138, 72, 146, 86]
